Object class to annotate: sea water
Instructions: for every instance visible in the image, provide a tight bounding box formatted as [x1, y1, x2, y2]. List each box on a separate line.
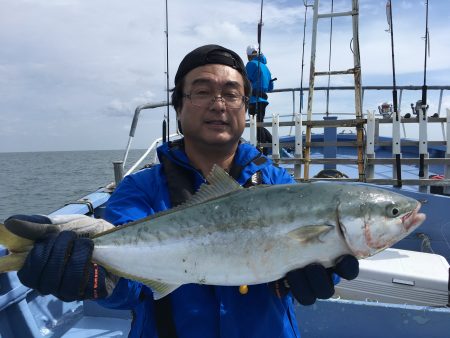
[0, 149, 145, 222]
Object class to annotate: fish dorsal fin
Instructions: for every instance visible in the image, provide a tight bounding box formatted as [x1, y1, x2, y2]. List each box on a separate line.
[287, 225, 334, 243]
[182, 165, 243, 207]
[92, 165, 243, 239]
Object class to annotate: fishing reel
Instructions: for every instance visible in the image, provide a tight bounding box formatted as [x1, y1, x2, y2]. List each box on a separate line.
[411, 100, 428, 116]
[404, 100, 438, 118]
[378, 102, 393, 119]
[403, 100, 437, 118]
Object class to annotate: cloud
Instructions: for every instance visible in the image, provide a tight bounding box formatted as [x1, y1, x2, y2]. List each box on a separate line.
[104, 91, 158, 117]
[0, 0, 449, 152]
[193, 22, 243, 41]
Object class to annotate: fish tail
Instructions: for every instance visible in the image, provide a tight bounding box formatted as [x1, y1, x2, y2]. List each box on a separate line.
[0, 223, 33, 272]
[0, 252, 28, 272]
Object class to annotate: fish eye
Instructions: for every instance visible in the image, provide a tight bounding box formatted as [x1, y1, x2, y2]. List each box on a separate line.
[386, 205, 400, 218]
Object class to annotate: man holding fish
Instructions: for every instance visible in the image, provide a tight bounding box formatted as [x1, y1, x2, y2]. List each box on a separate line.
[2, 45, 424, 338]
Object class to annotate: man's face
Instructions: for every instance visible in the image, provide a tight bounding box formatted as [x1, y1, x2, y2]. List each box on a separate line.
[178, 64, 246, 148]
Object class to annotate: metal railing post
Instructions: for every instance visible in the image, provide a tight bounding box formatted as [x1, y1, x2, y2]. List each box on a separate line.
[113, 161, 124, 185]
[444, 108, 450, 195]
[294, 113, 303, 179]
[272, 114, 280, 163]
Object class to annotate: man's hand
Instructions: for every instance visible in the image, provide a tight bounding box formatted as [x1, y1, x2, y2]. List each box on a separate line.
[271, 255, 359, 305]
[5, 214, 116, 302]
[5, 214, 115, 240]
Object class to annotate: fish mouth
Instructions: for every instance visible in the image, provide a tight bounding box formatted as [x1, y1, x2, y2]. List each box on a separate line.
[401, 202, 426, 231]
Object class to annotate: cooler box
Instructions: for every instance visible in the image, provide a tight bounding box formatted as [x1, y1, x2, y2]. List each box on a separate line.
[334, 248, 450, 307]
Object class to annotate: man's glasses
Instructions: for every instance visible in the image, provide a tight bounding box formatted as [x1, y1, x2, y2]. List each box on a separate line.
[183, 90, 248, 110]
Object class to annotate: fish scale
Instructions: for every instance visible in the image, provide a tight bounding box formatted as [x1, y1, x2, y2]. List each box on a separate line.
[0, 166, 425, 300]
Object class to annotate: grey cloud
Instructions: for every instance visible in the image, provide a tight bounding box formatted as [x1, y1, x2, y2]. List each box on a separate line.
[1, 0, 449, 152]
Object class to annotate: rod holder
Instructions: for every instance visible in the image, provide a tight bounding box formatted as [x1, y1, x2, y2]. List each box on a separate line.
[113, 161, 124, 186]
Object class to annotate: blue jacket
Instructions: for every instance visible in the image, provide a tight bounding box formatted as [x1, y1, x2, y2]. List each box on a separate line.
[99, 141, 301, 338]
[245, 54, 274, 104]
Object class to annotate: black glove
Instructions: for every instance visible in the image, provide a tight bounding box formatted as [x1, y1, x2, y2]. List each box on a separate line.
[271, 255, 359, 306]
[5, 214, 109, 302]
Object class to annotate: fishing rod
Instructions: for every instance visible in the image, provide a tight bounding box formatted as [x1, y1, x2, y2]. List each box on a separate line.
[299, 1, 311, 116]
[419, 0, 430, 180]
[386, 0, 402, 187]
[289, 0, 311, 136]
[421, 0, 429, 110]
[163, 0, 170, 144]
[257, 0, 263, 56]
[255, 0, 264, 120]
[325, 0, 334, 117]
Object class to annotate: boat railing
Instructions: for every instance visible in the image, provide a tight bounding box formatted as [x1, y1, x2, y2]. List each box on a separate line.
[122, 101, 169, 167]
[112, 101, 182, 184]
[118, 85, 449, 192]
[268, 85, 450, 119]
[250, 86, 450, 192]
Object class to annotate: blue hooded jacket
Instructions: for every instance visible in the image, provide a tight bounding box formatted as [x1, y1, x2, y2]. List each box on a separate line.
[245, 54, 274, 104]
[98, 141, 301, 338]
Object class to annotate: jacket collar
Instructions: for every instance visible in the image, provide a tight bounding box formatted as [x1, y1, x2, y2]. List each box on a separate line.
[156, 139, 271, 185]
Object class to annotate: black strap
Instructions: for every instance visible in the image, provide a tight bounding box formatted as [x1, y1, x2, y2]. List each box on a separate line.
[151, 151, 197, 338]
[153, 297, 177, 338]
[161, 155, 196, 207]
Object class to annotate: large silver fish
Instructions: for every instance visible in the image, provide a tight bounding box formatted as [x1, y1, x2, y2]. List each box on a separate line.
[0, 166, 425, 299]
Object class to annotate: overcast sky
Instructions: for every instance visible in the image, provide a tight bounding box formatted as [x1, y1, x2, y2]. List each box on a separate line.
[1, 0, 449, 152]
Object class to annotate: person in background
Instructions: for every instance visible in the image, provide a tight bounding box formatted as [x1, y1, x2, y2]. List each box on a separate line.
[246, 44, 275, 153]
[6, 44, 359, 338]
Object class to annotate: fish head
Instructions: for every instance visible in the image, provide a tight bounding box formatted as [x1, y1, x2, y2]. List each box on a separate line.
[337, 186, 426, 259]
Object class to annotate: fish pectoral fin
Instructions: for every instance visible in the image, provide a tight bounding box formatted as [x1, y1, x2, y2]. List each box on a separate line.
[139, 278, 181, 300]
[122, 274, 180, 300]
[287, 225, 334, 243]
[101, 264, 182, 300]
